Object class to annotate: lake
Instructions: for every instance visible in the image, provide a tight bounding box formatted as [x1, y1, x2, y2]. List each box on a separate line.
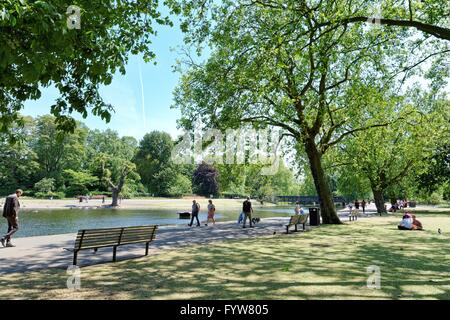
[7, 206, 299, 238]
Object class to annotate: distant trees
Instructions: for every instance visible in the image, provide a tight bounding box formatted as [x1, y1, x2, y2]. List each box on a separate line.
[193, 162, 219, 197]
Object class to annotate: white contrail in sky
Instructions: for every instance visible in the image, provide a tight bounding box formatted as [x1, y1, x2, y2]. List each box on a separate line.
[138, 61, 147, 130]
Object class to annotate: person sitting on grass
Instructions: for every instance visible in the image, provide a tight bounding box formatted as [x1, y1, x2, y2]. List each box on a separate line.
[398, 213, 423, 230]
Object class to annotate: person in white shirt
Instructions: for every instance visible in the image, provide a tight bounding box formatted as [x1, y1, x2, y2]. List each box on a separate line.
[294, 201, 305, 215]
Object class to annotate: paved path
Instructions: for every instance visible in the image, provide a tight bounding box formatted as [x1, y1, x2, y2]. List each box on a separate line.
[0, 218, 296, 274]
[0, 209, 380, 275]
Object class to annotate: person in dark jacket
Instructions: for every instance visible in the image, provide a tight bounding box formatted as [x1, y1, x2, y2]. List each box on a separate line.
[188, 200, 201, 227]
[242, 197, 254, 228]
[1, 189, 23, 247]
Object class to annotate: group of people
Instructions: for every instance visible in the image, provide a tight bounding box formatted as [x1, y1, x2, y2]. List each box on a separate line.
[1, 189, 426, 248]
[398, 212, 423, 230]
[189, 197, 256, 229]
[188, 199, 217, 227]
[389, 199, 408, 212]
[347, 199, 367, 214]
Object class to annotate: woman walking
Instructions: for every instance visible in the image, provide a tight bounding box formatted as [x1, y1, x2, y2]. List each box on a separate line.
[205, 199, 216, 226]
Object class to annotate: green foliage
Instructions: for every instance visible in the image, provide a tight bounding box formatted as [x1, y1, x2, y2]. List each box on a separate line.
[30, 115, 88, 187]
[0, 117, 39, 195]
[0, 0, 173, 138]
[168, 174, 192, 197]
[193, 162, 219, 196]
[34, 191, 65, 199]
[63, 169, 98, 197]
[33, 177, 55, 193]
[134, 131, 175, 196]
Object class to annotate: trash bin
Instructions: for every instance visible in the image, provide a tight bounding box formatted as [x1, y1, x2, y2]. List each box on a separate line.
[309, 207, 321, 226]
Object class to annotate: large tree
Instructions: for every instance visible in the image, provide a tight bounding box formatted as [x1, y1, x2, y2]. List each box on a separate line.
[87, 129, 140, 206]
[192, 162, 220, 197]
[171, 0, 419, 223]
[30, 115, 88, 186]
[239, 0, 450, 41]
[333, 94, 449, 214]
[134, 131, 175, 196]
[0, 0, 172, 137]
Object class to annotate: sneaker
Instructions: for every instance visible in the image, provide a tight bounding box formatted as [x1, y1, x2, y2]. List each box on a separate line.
[243, 226, 246, 229]
[5, 242, 15, 247]
[205, 224, 208, 226]
[0, 238, 5, 247]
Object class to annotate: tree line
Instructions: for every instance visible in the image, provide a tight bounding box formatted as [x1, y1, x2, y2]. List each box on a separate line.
[0, 115, 305, 205]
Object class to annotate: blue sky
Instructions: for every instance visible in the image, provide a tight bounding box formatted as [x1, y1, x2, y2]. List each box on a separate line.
[23, 14, 187, 141]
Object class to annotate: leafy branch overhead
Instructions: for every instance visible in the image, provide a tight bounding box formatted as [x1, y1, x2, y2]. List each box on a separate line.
[0, 0, 172, 136]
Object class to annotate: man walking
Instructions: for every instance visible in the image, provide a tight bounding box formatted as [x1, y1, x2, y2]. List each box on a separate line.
[1, 189, 23, 247]
[189, 200, 201, 227]
[242, 197, 254, 228]
[362, 199, 367, 214]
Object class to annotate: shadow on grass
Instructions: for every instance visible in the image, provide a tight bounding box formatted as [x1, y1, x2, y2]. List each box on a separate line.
[0, 216, 449, 299]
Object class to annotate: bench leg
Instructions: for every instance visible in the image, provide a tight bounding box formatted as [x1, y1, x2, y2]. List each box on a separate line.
[145, 242, 149, 256]
[73, 251, 78, 266]
[286, 226, 289, 234]
[113, 246, 117, 262]
[303, 223, 306, 231]
[294, 224, 298, 232]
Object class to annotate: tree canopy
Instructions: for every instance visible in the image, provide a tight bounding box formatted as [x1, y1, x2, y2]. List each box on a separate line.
[0, 0, 172, 138]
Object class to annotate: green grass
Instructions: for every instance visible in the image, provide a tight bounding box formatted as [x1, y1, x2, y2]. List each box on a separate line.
[0, 212, 449, 300]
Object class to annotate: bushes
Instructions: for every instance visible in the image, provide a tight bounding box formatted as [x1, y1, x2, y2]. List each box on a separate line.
[168, 174, 192, 197]
[34, 191, 65, 199]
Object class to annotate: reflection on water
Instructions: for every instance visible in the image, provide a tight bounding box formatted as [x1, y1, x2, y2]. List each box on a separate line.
[8, 206, 297, 238]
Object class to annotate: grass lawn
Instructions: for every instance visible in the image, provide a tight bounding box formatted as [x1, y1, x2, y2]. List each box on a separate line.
[0, 212, 449, 300]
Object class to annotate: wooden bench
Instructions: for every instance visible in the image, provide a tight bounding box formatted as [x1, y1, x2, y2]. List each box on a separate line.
[286, 214, 309, 234]
[65, 225, 158, 265]
[349, 209, 359, 221]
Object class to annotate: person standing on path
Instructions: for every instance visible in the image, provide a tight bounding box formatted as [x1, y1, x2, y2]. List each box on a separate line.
[189, 200, 201, 227]
[242, 197, 254, 228]
[1, 189, 23, 247]
[362, 199, 366, 214]
[205, 199, 216, 226]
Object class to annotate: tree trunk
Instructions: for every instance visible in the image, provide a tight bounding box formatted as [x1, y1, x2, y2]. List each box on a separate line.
[305, 139, 341, 224]
[372, 187, 386, 216]
[111, 188, 119, 207]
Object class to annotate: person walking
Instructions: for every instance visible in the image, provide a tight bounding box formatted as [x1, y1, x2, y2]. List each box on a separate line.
[205, 199, 216, 226]
[242, 197, 254, 228]
[354, 199, 360, 210]
[188, 200, 201, 227]
[1, 189, 23, 247]
[362, 199, 366, 214]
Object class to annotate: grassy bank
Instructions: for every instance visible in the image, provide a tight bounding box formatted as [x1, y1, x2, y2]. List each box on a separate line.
[0, 212, 449, 299]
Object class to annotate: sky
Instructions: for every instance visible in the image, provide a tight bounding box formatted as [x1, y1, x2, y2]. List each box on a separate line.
[22, 12, 187, 141]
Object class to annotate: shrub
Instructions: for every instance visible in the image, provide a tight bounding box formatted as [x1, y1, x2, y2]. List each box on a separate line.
[34, 191, 65, 199]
